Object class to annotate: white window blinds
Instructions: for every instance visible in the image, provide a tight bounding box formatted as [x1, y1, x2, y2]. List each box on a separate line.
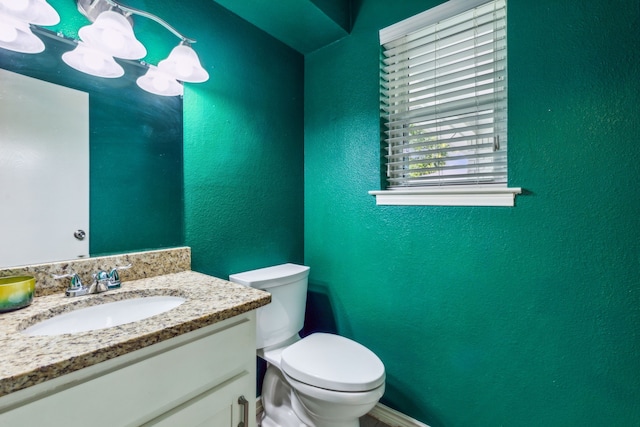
[380, 0, 507, 189]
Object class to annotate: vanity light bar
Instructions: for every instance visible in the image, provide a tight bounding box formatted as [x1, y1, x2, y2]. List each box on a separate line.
[103, 0, 196, 45]
[0, 0, 209, 96]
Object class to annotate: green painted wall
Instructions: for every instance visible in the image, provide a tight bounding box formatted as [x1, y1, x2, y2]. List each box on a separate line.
[304, 0, 640, 426]
[179, 1, 305, 277]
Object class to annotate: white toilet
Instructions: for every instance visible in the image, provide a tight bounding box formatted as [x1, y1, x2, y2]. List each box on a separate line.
[229, 263, 385, 427]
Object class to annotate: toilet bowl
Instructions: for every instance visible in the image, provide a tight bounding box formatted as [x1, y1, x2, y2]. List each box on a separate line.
[229, 264, 386, 427]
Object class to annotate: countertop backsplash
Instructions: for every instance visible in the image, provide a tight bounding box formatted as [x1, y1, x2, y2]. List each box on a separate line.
[0, 247, 191, 297]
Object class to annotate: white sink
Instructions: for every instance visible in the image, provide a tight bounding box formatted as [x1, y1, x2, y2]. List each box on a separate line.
[22, 296, 186, 336]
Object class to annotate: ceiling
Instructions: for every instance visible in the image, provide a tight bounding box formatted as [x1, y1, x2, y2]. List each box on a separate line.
[211, 0, 352, 54]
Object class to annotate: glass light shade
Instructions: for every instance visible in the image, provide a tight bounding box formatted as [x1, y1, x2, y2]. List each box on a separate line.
[78, 10, 146, 60]
[0, 0, 59, 26]
[157, 44, 209, 83]
[61, 42, 124, 78]
[0, 14, 44, 53]
[137, 66, 184, 97]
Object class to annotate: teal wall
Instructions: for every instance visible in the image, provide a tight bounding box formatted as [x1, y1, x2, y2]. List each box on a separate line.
[179, 1, 305, 277]
[305, 0, 640, 426]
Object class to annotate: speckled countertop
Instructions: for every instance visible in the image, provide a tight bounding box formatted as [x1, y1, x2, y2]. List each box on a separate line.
[0, 249, 270, 398]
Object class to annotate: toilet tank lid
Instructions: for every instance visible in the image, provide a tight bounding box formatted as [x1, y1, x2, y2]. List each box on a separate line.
[281, 333, 385, 392]
[229, 263, 310, 289]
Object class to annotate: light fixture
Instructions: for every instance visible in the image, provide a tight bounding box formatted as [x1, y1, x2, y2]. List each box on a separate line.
[78, 10, 146, 60]
[0, 0, 59, 26]
[0, 14, 45, 53]
[158, 43, 209, 83]
[0, 0, 208, 96]
[61, 41, 124, 78]
[136, 65, 183, 97]
[0, 0, 58, 53]
[71, 0, 208, 96]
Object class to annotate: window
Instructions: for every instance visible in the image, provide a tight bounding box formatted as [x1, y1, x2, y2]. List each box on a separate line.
[369, 0, 520, 206]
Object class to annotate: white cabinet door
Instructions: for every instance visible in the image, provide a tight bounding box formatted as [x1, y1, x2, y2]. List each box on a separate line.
[144, 370, 253, 427]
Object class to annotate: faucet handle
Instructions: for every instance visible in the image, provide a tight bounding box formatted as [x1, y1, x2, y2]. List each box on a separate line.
[53, 273, 89, 297]
[52, 273, 83, 290]
[93, 270, 109, 281]
[109, 263, 132, 277]
[91, 270, 110, 293]
[107, 263, 132, 289]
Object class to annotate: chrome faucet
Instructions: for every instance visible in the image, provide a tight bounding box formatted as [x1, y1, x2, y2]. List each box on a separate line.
[53, 273, 90, 297]
[54, 263, 132, 297]
[106, 263, 132, 289]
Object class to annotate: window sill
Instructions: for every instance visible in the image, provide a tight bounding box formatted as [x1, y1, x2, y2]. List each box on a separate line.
[368, 186, 522, 207]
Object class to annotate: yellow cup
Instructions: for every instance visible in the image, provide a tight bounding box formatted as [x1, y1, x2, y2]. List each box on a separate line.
[0, 276, 36, 312]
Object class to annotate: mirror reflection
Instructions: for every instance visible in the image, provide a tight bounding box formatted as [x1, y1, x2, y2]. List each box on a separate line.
[0, 30, 184, 268]
[0, 69, 89, 267]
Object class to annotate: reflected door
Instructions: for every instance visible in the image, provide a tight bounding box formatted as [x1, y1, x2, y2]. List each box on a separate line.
[0, 69, 89, 268]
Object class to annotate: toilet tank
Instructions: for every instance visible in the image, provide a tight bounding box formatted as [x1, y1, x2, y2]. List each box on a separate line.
[229, 263, 310, 349]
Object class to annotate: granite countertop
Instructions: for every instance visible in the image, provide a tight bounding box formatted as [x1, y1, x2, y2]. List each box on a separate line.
[0, 270, 270, 397]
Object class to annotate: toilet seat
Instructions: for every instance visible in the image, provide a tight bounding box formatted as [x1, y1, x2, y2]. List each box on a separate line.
[280, 333, 385, 392]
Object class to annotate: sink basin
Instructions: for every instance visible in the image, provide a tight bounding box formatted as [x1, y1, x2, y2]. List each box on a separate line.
[22, 296, 186, 336]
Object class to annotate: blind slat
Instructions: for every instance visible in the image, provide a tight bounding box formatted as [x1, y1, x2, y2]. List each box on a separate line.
[383, 2, 506, 54]
[389, 169, 507, 185]
[384, 91, 506, 124]
[389, 161, 508, 177]
[382, 44, 506, 91]
[388, 171, 507, 185]
[386, 140, 500, 159]
[387, 150, 505, 165]
[382, 55, 506, 95]
[382, 70, 507, 111]
[385, 124, 502, 145]
[385, 110, 502, 136]
[382, 22, 506, 72]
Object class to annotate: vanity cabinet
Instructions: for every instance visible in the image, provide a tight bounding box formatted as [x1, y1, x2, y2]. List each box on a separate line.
[0, 312, 257, 427]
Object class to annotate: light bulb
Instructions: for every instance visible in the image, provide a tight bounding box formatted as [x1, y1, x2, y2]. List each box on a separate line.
[6, 0, 30, 12]
[152, 76, 169, 92]
[176, 62, 193, 78]
[0, 21, 17, 42]
[83, 50, 105, 71]
[102, 29, 124, 51]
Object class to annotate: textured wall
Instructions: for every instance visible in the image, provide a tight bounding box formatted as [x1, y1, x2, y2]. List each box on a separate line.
[304, 0, 640, 426]
[180, 1, 305, 278]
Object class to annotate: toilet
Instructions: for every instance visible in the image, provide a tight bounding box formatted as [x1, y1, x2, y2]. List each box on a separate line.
[229, 263, 385, 427]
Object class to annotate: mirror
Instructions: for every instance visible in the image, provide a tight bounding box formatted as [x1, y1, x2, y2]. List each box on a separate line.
[0, 69, 89, 267]
[0, 30, 184, 268]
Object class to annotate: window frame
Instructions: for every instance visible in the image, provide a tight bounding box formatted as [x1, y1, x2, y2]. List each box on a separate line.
[370, 0, 521, 206]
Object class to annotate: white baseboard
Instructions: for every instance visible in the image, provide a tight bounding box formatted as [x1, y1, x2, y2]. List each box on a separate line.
[255, 398, 429, 427]
[368, 402, 430, 427]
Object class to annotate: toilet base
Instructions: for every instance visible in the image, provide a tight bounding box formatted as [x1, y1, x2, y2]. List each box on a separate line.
[261, 365, 308, 427]
[260, 413, 307, 427]
[261, 414, 359, 427]
[261, 364, 375, 427]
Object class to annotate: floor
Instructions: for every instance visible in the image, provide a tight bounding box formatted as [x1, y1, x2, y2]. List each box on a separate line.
[360, 414, 392, 427]
[257, 412, 391, 427]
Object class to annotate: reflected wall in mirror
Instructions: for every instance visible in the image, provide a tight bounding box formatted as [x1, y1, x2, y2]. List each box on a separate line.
[0, 30, 184, 268]
[0, 69, 89, 268]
